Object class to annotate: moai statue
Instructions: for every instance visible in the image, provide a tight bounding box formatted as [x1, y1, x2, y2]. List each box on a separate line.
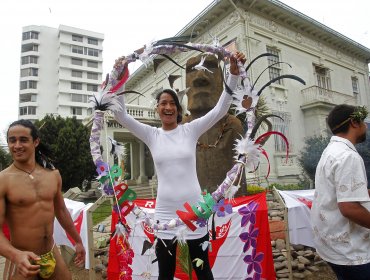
[184, 54, 247, 195]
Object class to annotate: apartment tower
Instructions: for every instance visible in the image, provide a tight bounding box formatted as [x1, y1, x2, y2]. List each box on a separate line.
[19, 25, 104, 121]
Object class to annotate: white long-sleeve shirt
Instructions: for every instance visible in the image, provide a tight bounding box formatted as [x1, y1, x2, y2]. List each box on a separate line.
[115, 74, 238, 239]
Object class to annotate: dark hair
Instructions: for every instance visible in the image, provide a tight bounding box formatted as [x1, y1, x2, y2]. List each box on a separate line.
[327, 104, 357, 134]
[156, 89, 183, 123]
[7, 119, 55, 169]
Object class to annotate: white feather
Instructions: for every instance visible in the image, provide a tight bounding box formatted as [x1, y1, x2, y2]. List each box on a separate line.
[234, 137, 261, 172]
[224, 185, 240, 201]
[175, 226, 188, 245]
[112, 222, 129, 242]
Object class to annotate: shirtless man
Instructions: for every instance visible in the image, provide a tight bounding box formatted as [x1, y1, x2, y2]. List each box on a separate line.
[0, 120, 85, 279]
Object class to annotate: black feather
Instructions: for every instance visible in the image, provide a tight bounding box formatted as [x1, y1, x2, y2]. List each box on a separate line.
[159, 54, 185, 69]
[153, 35, 196, 46]
[168, 75, 181, 89]
[251, 62, 292, 91]
[221, 63, 235, 96]
[153, 58, 166, 73]
[159, 42, 203, 53]
[249, 114, 283, 140]
[257, 75, 306, 96]
[116, 90, 145, 97]
[90, 95, 115, 111]
[245, 53, 278, 74]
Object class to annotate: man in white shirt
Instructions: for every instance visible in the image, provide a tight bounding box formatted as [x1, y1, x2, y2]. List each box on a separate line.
[311, 104, 370, 280]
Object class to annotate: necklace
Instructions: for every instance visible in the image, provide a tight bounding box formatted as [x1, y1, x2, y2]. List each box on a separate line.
[13, 164, 36, 180]
[197, 116, 229, 149]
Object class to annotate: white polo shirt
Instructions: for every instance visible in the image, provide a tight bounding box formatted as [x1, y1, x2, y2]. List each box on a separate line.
[311, 136, 370, 265]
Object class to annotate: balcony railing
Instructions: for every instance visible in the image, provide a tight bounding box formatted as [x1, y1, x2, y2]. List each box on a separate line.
[126, 104, 157, 120]
[301, 86, 357, 106]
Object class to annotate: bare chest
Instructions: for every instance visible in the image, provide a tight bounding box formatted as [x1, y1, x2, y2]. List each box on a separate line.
[6, 173, 57, 207]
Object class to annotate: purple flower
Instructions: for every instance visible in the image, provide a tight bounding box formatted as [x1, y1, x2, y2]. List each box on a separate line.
[239, 227, 259, 252]
[243, 249, 264, 275]
[212, 199, 233, 217]
[196, 217, 208, 227]
[113, 204, 120, 214]
[245, 272, 261, 280]
[103, 184, 114, 195]
[96, 161, 109, 176]
[238, 201, 259, 227]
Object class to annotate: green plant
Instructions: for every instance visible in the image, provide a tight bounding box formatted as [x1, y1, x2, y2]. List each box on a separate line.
[298, 135, 330, 182]
[246, 185, 266, 195]
[268, 183, 304, 191]
[34, 115, 96, 192]
[0, 146, 11, 170]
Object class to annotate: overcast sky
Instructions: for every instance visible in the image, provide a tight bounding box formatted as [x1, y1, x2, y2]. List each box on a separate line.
[0, 0, 369, 144]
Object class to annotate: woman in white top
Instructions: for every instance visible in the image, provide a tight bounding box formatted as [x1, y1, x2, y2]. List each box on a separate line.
[115, 52, 245, 280]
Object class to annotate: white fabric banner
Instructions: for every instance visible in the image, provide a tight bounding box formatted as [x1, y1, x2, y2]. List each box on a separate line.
[117, 195, 275, 280]
[53, 198, 93, 269]
[277, 189, 315, 247]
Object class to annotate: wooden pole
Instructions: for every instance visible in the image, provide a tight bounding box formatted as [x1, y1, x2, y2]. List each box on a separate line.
[273, 187, 293, 280]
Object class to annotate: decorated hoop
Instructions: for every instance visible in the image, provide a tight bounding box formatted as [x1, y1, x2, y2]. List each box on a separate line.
[88, 37, 306, 279]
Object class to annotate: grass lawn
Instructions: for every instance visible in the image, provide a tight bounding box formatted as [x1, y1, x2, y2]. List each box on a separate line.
[92, 200, 112, 225]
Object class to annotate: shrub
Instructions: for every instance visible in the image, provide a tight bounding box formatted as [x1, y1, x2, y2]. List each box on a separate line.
[268, 183, 304, 191]
[247, 185, 266, 195]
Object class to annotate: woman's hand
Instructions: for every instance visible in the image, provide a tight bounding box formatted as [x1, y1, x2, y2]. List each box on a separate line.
[229, 51, 246, 76]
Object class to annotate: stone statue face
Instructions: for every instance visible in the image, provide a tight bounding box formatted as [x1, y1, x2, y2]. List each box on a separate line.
[185, 54, 223, 115]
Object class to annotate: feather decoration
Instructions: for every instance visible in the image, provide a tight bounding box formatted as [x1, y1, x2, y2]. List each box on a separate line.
[89, 66, 130, 112]
[244, 53, 278, 74]
[153, 58, 166, 73]
[108, 136, 125, 158]
[259, 148, 271, 178]
[176, 226, 188, 245]
[89, 93, 123, 112]
[233, 137, 261, 172]
[255, 131, 289, 162]
[113, 221, 129, 242]
[153, 34, 195, 46]
[222, 76, 235, 96]
[116, 90, 145, 97]
[249, 114, 283, 140]
[251, 62, 292, 91]
[168, 74, 182, 89]
[159, 53, 185, 69]
[224, 184, 240, 201]
[257, 74, 306, 96]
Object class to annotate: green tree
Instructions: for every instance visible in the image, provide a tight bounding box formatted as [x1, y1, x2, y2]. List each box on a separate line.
[299, 131, 370, 186]
[0, 146, 11, 171]
[355, 129, 370, 183]
[298, 135, 330, 182]
[35, 115, 96, 191]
